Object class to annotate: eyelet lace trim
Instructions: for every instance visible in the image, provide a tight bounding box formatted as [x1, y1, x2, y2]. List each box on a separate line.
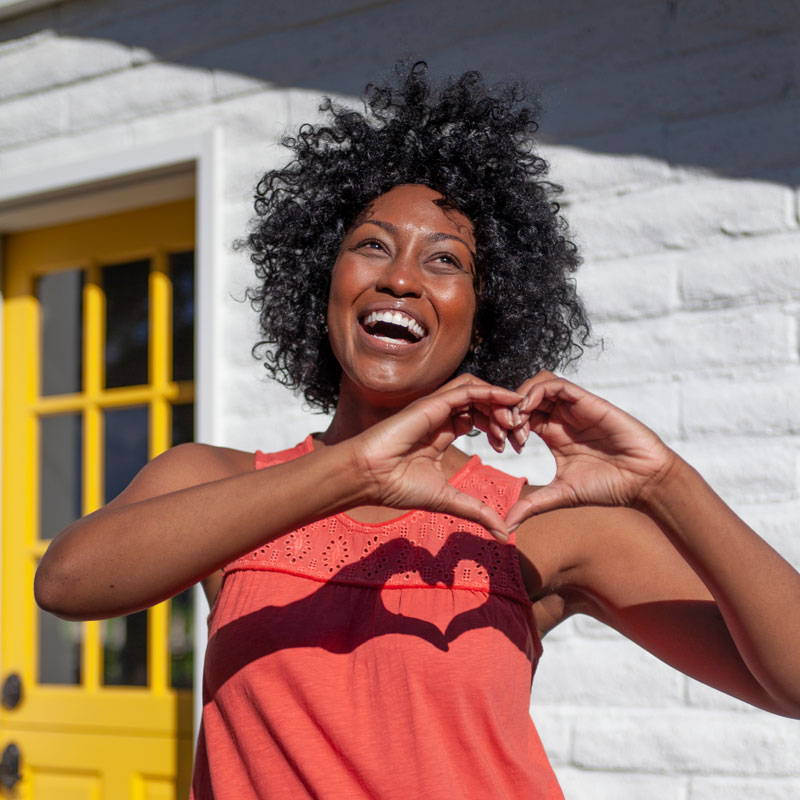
[224, 439, 529, 605]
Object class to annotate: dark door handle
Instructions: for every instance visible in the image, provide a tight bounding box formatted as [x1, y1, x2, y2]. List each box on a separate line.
[0, 743, 21, 790]
[1, 674, 21, 711]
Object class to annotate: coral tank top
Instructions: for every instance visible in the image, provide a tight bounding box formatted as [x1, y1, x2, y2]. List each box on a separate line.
[190, 437, 563, 799]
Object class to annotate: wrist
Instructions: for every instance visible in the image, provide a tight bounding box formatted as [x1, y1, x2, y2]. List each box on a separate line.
[632, 449, 693, 516]
[325, 437, 378, 508]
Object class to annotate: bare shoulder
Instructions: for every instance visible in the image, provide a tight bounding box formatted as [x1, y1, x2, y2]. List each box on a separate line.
[105, 443, 257, 607]
[106, 443, 255, 509]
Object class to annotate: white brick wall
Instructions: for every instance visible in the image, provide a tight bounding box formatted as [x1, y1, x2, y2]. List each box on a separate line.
[2, 0, 798, 795]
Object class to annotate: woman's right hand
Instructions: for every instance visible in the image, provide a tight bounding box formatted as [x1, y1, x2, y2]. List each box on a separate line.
[345, 376, 522, 540]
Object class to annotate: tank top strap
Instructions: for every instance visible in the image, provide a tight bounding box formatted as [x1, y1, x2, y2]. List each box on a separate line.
[254, 435, 314, 469]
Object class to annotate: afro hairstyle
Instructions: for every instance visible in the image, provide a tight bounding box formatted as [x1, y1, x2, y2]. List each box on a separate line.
[244, 61, 590, 413]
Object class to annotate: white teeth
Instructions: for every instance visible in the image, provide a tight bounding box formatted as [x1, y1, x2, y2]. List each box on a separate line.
[362, 310, 426, 340]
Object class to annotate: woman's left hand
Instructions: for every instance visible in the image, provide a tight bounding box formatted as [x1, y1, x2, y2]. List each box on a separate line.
[505, 372, 678, 529]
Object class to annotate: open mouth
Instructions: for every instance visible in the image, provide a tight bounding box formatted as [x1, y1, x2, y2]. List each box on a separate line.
[360, 310, 427, 344]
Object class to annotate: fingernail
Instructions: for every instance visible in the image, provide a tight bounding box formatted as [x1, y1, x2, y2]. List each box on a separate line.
[508, 523, 520, 533]
[512, 407, 521, 426]
[491, 528, 509, 542]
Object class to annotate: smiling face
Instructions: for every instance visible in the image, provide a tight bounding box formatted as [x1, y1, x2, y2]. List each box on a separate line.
[327, 184, 478, 408]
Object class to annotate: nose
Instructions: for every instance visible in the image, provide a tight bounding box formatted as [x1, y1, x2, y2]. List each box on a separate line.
[375, 252, 423, 298]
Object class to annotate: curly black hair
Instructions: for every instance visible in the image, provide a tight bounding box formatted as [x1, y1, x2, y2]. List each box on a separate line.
[244, 62, 590, 413]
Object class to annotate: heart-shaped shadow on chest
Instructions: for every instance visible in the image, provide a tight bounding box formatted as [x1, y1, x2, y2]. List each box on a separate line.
[205, 533, 537, 696]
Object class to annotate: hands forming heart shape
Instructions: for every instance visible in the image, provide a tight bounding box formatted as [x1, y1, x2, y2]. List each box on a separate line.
[350, 371, 678, 541]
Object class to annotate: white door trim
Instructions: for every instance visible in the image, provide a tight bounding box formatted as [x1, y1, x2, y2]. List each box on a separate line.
[0, 129, 222, 741]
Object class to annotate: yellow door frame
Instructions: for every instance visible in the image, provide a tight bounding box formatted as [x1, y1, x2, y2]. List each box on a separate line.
[2, 199, 195, 798]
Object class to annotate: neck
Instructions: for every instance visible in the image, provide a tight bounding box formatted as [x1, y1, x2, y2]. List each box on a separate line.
[316, 378, 471, 485]
[318, 382, 410, 446]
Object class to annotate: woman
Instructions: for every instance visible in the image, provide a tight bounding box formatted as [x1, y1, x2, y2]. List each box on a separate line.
[36, 64, 800, 798]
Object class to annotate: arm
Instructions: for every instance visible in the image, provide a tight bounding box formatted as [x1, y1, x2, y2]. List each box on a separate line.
[35, 382, 521, 621]
[35, 441, 366, 620]
[508, 373, 800, 719]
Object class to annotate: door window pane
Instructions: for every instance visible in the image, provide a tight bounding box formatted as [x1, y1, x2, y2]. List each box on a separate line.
[171, 404, 194, 447]
[39, 413, 82, 540]
[102, 612, 148, 686]
[170, 251, 194, 382]
[170, 589, 193, 690]
[38, 606, 82, 685]
[104, 260, 149, 388]
[38, 269, 83, 396]
[104, 406, 148, 503]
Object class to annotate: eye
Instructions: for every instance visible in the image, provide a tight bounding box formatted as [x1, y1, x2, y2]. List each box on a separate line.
[430, 252, 467, 272]
[352, 238, 387, 253]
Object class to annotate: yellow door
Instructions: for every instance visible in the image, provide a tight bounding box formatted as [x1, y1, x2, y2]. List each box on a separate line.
[1, 199, 196, 798]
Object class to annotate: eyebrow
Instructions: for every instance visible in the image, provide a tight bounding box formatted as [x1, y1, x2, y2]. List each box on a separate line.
[361, 219, 475, 254]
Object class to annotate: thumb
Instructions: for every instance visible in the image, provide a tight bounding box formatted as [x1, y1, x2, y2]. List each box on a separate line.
[438, 485, 510, 542]
[505, 482, 577, 530]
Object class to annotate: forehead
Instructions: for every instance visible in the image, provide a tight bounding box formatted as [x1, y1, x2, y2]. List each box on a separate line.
[356, 184, 475, 246]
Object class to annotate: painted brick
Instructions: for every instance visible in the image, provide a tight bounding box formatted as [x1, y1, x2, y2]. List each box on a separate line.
[573, 709, 800, 774]
[573, 614, 620, 640]
[568, 178, 792, 261]
[732, 502, 800, 569]
[460, 435, 557, 489]
[0, 89, 68, 148]
[671, 438, 798, 505]
[547, 34, 798, 137]
[685, 674, 768, 712]
[681, 368, 800, 436]
[575, 307, 795, 384]
[64, 0, 403, 63]
[457, 1, 670, 87]
[66, 62, 215, 132]
[679, 233, 800, 308]
[656, 35, 799, 118]
[212, 69, 269, 100]
[540, 616, 579, 642]
[0, 121, 134, 176]
[0, 7, 57, 54]
[534, 637, 684, 707]
[222, 368, 320, 452]
[667, 101, 800, 177]
[529, 706, 572, 765]
[0, 36, 132, 101]
[689, 776, 800, 800]
[544, 134, 671, 200]
[583, 379, 680, 440]
[576, 253, 679, 321]
[557, 768, 685, 800]
[58, 0, 197, 35]
[670, 1, 800, 53]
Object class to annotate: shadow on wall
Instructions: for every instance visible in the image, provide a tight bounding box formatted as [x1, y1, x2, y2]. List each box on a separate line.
[2, 0, 799, 187]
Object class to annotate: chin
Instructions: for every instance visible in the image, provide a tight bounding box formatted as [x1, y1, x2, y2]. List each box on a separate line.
[342, 368, 445, 408]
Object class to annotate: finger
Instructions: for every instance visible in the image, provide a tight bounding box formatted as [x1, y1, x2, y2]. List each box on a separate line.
[412, 385, 522, 440]
[488, 419, 506, 453]
[515, 369, 558, 397]
[439, 485, 510, 542]
[432, 372, 491, 396]
[451, 409, 474, 439]
[469, 407, 493, 433]
[509, 424, 529, 453]
[504, 482, 577, 529]
[434, 384, 523, 409]
[520, 378, 585, 415]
